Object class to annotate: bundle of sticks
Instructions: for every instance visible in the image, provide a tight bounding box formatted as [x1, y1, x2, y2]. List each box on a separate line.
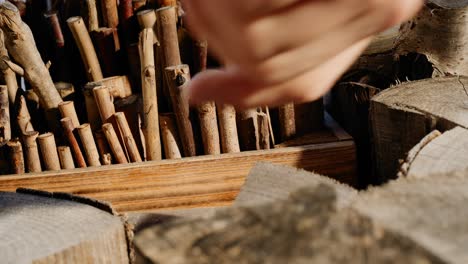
[0, 0, 322, 175]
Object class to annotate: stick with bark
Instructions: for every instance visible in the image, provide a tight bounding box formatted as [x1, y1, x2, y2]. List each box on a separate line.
[0, 2, 63, 111]
[61, 117, 87, 168]
[58, 101, 80, 128]
[193, 39, 220, 155]
[85, 75, 133, 99]
[0, 29, 18, 104]
[114, 112, 142, 162]
[139, 28, 162, 160]
[23, 131, 41, 173]
[279, 103, 296, 142]
[67, 16, 103, 82]
[37, 133, 61, 171]
[101, 0, 119, 28]
[77, 124, 101, 167]
[217, 104, 240, 153]
[94, 130, 113, 165]
[102, 123, 128, 164]
[165, 65, 196, 157]
[17, 95, 34, 134]
[0, 85, 10, 146]
[58, 146, 75, 170]
[93, 85, 116, 123]
[7, 139, 24, 174]
[159, 113, 182, 159]
[82, 0, 99, 31]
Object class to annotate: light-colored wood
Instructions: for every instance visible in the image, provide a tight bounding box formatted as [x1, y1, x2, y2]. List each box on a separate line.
[159, 113, 182, 159]
[83, 88, 102, 131]
[0, 85, 10, 145]
[197, 101, 221, 155]
[114, 112, 142, 162]
[37, 133, 61, 171]
[156, 6, 181, 67]
[58, 101, 80, 128]
[0, 2, 62, 110]
[217, 104, 240, 153]
[139, 28, 162, 161]
[61, 117, 87, 168]
[400, 127, 468, 179]
[237, 109, 260, 151]
[93, 85, 116, 123]
[103, 123, 128, 164]
[101, 0, 119, 28]
[165, 65, 196, 157]
[77, 124, 101, 167]
[67, 16, 104, 82]
[279, 103, 296, 142]
[371, 76, 468, 182]
[58, 146, 75, 170]
[0, 122, 356, 212]
[84, 0, 99, 31]
[55, 82, 75, 99]
[23, 131, 41, 173]
[7, 139, 24, 174]
[0, 191, 129, 263]
[0, 29, 18, 104]
[85, 76, 132, 99]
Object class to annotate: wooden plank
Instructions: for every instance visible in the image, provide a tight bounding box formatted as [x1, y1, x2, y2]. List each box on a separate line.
[0, 140, 356, 213]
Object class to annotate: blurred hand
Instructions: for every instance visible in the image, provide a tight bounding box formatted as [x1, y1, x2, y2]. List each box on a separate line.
[183, 0, 423, 108]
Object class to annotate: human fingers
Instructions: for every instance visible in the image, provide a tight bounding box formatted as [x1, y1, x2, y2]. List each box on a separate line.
[188, 38, 371, 108]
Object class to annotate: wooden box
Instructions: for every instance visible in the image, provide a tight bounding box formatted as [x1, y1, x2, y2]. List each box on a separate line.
[0, 113, 356, 213]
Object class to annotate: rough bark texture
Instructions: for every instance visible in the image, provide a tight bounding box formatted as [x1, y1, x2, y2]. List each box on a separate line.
[0, 2, 62, 110]
[370, 76, 468, 182]
[0, 85, 10, 145]
[396, 3, 468, 76]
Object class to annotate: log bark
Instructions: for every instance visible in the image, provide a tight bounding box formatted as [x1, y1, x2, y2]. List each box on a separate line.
[237, 109, 260, 151]
[77, 123, 101, 167]
[114, 112, 142, 162]
[0, 84, 10, 145]
[61, 117, 87, 168]
[159, 113, 182, 159]
[67, 16, 104, 82]
[370, 76, 468, 182]
[23, 131, 41, 173]
[115, 95, 145, 160]
[94, 129, 113, 165]
[7, 139, 24, 174]
[93, 85, 116, 123]
[43, 11, 65, 48]
[0, 2, 62, 110]
[139, 28, 162, 161]
[217, 104, 240, 153]
[396, 3, 468, 76]
[58, 101, 80, 128]
[0, 190, 130, 263]
[37, 132, 61, 171]
[257, 112, 270, 150]
[83, 88, 101, 131]
[102, 123, 128, 164]
[58, 146, 75, 170]
[156, 6, 180, 67]
[164, 65, 196, 157]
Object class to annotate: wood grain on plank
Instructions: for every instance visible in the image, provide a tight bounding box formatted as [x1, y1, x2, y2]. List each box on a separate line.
[0, 140, 355, 213]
